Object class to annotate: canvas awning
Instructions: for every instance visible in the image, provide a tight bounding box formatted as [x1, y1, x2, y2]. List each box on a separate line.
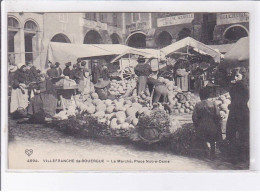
[110, 48, 161, 63]
[224, 37, 249, 67]
[46, 42, 132, 70]
[160, 37, 221, 63]
[207, 43, 235, 54]
[46, 42, 161, 70]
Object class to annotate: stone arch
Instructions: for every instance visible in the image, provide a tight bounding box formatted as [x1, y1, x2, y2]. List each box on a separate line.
[125, 31, 146, 48]
[155, 31, 173, 48]
[51, 33, 71, 43]
[110, 33, 122, 44]
[223, 24, 248, 42]
[177, 27, 191, 40]
[24, 19, 40, 31]
[83, 30, 103, 44]
[8, 16, 20, 29]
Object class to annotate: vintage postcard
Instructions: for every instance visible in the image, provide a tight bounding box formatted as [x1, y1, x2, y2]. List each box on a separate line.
[4, 6, 251, 171]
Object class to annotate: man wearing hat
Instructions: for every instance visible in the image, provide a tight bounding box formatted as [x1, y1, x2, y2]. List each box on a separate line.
[46, 63, 59, 78]
[76, 58, 82, 68]
[55, 62, 62, 76]
[27, 62, 39, 82]
[70, 64, 78, 80]
[92, 60, 103, 84]
[74, 66, 85, 84]
[81, 61, 88, 77]
[134, 56, 152, 96]
[94, 78, 115, 100]
[63, 62, 71, 77]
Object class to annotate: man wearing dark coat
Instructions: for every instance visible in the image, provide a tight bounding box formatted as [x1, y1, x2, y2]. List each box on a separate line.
[63, 62, 71, 77]
[92, 60, 103, 84]
[55, 62, 62, 76]
[46, 64, 59, 78]
[134, 57, 152, 95]
[27, 62, 39, 82]
[70, 64, 78, 80]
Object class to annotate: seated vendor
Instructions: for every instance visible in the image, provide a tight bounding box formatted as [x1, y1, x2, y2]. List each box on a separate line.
[94, 78, 116, 100]
[147, 73, 168, 104]
[27, 74, 58, 123]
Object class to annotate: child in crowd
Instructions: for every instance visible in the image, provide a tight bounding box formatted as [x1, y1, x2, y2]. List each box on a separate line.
[192, 87, 222, 159]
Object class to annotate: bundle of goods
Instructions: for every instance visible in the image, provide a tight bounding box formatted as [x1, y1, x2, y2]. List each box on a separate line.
[55, 76, 77, 89]
[108, 79, 136, 97]
[209, 93, 231, 120]
[54, 113, 109, 137]
[129, 109, 180, 144]
[170, 123, 210, 157]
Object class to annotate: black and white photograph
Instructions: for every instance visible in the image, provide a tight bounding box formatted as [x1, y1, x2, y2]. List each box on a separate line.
[6, 11, 250, 171]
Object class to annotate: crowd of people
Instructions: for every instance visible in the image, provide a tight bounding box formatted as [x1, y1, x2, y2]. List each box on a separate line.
[8, 58, 110, 121]
[8, 55, 249, 162]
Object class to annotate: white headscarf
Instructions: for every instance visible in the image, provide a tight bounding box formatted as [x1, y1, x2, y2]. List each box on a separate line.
[9, 65, 18, 72]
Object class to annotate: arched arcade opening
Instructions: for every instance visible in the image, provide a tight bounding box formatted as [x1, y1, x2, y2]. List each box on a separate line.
[224, 25, 248, 42]
[156, 31, 173, 48]
[84, 30, 103, 44]
[110, 33, 121, 44]
[51, 33, 71, 43]
[126, 32, 146, 48]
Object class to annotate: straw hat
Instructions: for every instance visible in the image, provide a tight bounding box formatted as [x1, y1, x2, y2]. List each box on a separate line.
[94, 78, 110, 89]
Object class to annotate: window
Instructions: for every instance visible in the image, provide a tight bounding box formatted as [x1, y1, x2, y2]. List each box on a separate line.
[85, 13, 98, 21]
[8, 17, 19, 28]
[99, 13, 106, 23]
[112, 13, 117, 27]
[8, 31, 16, 52]
[24, 34, 33, 64]
[8, 17, 19, 65]
[93, 13, 97, 21]
[132, 13, 140, 22]
[85, 13, 92, 20]
[24, 21, 38, 31]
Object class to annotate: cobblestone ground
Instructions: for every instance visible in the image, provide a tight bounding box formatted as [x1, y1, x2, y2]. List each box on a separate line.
[8, 117, 249, 171]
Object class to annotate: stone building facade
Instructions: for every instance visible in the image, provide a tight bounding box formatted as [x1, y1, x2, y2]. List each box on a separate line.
[213, 12, 249, 44]
[7, 12, 124, 68]
[7, 12, 249, 68]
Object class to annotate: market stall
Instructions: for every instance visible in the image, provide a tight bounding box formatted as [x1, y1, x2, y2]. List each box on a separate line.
[159, 37, 222, 93]
[41, 41, 231, 156]
[161, 37, 222, 63]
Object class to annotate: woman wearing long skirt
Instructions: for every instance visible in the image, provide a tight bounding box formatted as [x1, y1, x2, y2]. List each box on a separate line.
[10, 63, 29, 118]
[226, 67, 249, 160]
